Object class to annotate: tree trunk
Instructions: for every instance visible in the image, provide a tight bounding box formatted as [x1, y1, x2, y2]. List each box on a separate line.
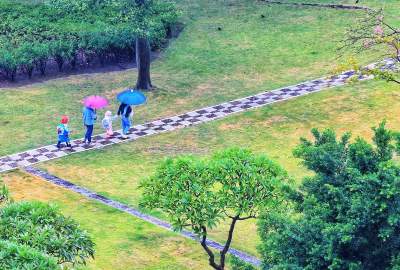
[70, 54, 77, 70]
[55, 55, 64, 72]
[135, 37, 152, 90]
[25, 65, 34, 79]
[37, 60, 47, 76]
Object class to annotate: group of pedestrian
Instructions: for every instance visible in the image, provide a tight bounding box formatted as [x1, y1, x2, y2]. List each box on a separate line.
[56, 102, 133, 149]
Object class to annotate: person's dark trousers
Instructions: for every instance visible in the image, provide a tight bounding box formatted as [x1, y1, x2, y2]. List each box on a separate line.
[84, 125, 94, 143]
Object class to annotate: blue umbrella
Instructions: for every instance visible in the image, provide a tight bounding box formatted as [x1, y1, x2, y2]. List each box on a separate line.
[117, 89, 147, 106]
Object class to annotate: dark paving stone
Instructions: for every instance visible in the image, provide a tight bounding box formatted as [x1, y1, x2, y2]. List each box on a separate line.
[229, 100, 242, 105]
[27, 158, 39, 163]
[161, 118, 174, 123]
[213, 105, 225, 110]
[0, 157, 12, 162]
[178, 114, 191, 119]
[222, 109, 235, 113]
[188, 118, 201, 123]
[196, 109, 209, 114]
[19, 153, 31, 158]
[280, 88, 292, 93]
[99, 140, 113, 145]
[134, 131, 148, 136]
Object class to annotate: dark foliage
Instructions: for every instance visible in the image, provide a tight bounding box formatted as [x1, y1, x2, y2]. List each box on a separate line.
[259, 122, 400, 270]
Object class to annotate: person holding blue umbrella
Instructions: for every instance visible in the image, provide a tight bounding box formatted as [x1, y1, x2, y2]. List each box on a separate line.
[117, 103, 132, 138]
[116, 89, 147, 138]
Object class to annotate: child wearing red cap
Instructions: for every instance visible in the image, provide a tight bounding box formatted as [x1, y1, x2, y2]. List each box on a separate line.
[57, 115, 71, 149]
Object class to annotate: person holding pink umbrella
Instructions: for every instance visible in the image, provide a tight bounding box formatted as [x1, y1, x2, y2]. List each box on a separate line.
[82, 96, 108, 145]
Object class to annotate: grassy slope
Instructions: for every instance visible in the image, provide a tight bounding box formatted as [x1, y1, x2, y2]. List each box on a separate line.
[36, 78, 400, 256]
[2, 171, 213, 270]
[0, 0, 386, 156]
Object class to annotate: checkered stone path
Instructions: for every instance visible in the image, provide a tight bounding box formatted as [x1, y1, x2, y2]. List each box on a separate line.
[0, 58, 397, 173]
[24, 166, 261, 266]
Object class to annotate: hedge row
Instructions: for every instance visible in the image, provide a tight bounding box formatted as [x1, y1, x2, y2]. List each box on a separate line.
[0, 0, 179, 81]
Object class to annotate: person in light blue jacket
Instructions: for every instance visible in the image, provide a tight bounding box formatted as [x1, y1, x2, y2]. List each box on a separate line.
[82, 106, 97, 144]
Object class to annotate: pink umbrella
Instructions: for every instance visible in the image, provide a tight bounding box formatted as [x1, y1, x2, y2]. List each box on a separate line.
[83, 95, 109, 109]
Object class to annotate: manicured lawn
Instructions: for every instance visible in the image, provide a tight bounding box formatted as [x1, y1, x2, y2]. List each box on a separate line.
[0, 0, 393, 156]
[35, 78, 400, 256]
[1, 171, 213, 270]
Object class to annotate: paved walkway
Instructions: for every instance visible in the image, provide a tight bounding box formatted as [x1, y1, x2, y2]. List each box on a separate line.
[24, 166, 261, 267]
[0, 59, 396, 173]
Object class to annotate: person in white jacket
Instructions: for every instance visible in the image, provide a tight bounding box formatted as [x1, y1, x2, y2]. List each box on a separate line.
[102, 111, 118, 138]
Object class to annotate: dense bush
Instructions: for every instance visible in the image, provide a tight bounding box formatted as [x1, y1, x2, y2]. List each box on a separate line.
[0, 240, 58, 270]
[259, 122, 400, 270]
[0, 0, 179, 80]
[0, 201, 95, 266]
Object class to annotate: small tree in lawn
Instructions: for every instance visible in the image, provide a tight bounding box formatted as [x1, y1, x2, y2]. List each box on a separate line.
[140, 148, 291, 270]
[114, 0, 179, 90]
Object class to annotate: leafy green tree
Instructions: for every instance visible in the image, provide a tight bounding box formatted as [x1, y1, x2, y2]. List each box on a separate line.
[0, 49, 19, 81]
[112, 0, 179, 90]
[0, 201, 95, 266]
[0, 240, 58, 270]
[259, 122, 400, 270]
[141, 148, 291, 270]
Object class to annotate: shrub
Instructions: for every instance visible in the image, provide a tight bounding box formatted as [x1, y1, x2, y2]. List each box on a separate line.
[0, 201, 95, 266]
[0, 0, 179, 80]
[0, 240, 58, 270]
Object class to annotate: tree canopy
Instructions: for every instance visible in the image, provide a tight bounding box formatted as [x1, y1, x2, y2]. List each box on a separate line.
[141, 147, 291, 270]
[259, 122, 400, 270]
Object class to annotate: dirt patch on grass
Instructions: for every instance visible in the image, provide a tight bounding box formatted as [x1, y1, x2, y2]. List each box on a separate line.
[143, 144, 208, 156]
[218, 122, 245, 131]
[261, 115, 289, 126]
[2, 170, 66, 202]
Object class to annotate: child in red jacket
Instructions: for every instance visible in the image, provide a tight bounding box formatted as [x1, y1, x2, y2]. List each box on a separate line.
[57, 115, 72, 149]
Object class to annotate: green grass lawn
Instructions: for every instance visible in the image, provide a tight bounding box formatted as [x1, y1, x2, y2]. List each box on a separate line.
[33, 78, 400, 256]
[1, 0, 395, 156]
[2, 171, 214, 270]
